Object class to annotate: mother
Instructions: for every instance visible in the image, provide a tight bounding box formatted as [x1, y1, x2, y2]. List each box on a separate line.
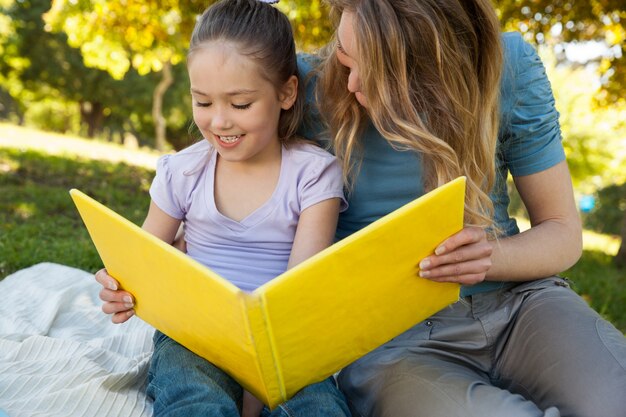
[301, 0, 626, 416]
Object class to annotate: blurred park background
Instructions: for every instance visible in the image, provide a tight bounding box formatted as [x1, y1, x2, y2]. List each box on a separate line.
[0, 0, 625, 331]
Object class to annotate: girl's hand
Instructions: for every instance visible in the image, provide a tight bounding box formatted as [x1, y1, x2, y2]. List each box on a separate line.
[242, 390, 264, 417]
[417, 226, 493, 285]
[95, 268, 135, 323]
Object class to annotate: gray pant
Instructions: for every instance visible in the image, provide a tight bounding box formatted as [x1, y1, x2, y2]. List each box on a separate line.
[338, 277, 626, 417]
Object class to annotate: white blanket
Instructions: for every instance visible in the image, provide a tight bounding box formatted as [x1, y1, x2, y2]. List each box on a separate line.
[0, 263, 154, 417]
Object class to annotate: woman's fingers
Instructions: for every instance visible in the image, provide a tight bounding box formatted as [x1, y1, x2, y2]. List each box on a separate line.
[432, 226, 486, 255]
[419, 259, 491, 285]
[418, 226, 493, 285]
[420, 239, 492, 270]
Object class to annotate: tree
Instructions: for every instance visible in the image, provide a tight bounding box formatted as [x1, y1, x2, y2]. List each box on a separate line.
[44, 0, 206, 150]
[0, 0, 162, 138]
[496, 0, 625, 106]
[277, 0, 334, 52]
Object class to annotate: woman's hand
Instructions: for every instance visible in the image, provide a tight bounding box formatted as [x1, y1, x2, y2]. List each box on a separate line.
[95, 268, 135, 323]
[417, 226, 492, 285]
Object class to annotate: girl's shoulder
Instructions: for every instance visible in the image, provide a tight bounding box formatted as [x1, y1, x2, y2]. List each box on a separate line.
[283, 140, 343, 188]
[157, 140, 212, 175]
[284, 140, 336, 167]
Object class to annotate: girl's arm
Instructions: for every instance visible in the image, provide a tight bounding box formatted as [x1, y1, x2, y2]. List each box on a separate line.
[95, 201, 182, 323]
[418, 161, 582, 284]
[287, 198, 342, 269]
[242, 196, 341, 417]
[241, 198, 340, 417]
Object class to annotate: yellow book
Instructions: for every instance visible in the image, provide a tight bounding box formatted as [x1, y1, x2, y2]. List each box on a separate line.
[70, 176, 465, 409]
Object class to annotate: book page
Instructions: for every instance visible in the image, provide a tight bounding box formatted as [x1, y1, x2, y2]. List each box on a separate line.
[258, 177, 464, 402]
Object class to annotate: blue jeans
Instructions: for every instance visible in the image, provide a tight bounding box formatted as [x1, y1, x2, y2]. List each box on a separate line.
[147, 331, 351, 417]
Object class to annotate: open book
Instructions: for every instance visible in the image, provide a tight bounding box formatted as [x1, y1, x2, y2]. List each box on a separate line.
[70, 177, 465, 409]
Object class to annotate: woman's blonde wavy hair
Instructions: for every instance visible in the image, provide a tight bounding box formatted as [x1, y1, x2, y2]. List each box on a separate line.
[318, 0, 503, 232]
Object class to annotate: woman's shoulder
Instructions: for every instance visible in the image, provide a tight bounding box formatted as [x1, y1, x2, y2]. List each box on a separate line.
[501, 32, 539, 66]
[297, 53, 322, 77]
[499, 32, 550, 106]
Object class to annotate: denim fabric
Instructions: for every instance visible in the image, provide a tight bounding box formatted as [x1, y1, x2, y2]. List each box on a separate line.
[147, 331, 351, 417]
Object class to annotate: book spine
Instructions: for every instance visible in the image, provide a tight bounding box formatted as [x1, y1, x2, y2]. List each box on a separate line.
[245, 294, 285, 409]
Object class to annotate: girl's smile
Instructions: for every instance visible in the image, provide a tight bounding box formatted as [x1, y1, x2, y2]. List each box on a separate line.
[215, 134, 243, 147]
[188, 41, 297, 167]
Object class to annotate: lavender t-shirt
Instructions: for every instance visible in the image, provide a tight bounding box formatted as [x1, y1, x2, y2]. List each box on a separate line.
[149, 140, 347, 291]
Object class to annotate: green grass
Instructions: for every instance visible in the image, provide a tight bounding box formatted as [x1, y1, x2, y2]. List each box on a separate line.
[0, 147, 153, 277]
[1, 124, 624, 333]
[564, 250, 626, 332]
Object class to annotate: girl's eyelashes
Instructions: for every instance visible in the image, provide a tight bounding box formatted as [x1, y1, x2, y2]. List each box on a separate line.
[193, 101, 252, 110]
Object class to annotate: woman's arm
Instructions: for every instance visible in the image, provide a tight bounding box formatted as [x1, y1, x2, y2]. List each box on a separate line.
[287, 198, 342, 269]
[487, 160, 582, 280]
[418, 161, 582, 284]
[95, 201, 182, 323]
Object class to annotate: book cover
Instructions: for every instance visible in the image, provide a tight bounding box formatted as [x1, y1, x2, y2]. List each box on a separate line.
[70, 176, 465, 408]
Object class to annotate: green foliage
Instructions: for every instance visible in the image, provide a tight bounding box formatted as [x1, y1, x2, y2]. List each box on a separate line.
[565, 249, 626, 332]
[278, 0, 334, 52]
[44, 0, 206, 79]
[496, 0, 626, 106]
[0, 0, 194, 147]
[583, 183, 626, 236]
[543, 50, 626, 190]
[23, 96, 81, 134]
[0, 147, 153, 277]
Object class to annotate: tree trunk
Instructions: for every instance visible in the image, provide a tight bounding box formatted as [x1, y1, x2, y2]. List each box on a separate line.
[152, 60, 174, 152]
[80, 101, 104, 138]
[615, 209, 626, 269]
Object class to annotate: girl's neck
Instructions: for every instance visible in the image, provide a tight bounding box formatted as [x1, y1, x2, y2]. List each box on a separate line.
[213, 142, 283, 223]
[217, 140, 282, 173]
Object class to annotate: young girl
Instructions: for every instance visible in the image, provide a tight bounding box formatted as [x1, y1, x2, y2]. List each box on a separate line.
[95, 1, 350, 416]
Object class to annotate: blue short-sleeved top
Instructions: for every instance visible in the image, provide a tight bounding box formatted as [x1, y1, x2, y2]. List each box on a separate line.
[298, 32, 566, 296]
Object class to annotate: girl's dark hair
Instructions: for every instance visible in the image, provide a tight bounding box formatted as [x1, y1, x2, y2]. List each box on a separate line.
[189, 0, 303, 144]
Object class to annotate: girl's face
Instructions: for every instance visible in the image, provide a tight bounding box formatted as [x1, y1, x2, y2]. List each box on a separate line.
[336, 11, 367, 108]
[188, 41, 297, 165]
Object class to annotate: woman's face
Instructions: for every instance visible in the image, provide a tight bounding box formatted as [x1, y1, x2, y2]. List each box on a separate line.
[336, 11, 368, 108]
